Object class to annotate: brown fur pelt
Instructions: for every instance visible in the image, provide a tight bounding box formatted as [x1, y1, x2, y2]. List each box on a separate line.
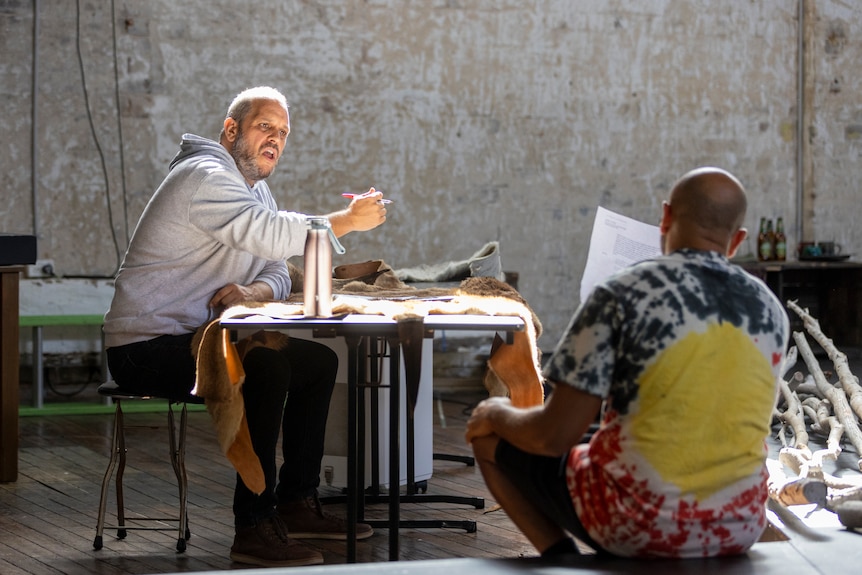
[289, 259, 412, 293]
[226, 273, 545, 407]
[191, 321, 289, 495]
[289, 260, 542, 337]
[193, 271, 546, 488]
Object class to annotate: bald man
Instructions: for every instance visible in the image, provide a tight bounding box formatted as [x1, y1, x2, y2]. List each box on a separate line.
[467, 167, 789, 559]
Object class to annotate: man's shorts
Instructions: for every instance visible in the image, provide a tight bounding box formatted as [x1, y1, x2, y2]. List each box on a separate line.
[494, 439, 600, 550]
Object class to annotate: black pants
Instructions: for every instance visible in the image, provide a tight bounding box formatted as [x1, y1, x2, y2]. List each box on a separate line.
[495, 439, 605, 553]
[107, 333, 338, 527]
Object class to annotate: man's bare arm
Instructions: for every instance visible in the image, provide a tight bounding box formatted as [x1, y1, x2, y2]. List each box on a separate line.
[466, 383, 602, 457]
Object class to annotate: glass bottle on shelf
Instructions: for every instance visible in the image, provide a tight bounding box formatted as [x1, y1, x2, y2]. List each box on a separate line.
[757, 217, 770, 261]
[765, 219, 775, 261]
[774, 217, 786, 261]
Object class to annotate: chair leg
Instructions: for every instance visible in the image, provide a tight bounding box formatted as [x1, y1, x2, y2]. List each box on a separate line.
[167, 402, 192, 552]
[177, 404, 192, 543]
[93, 397, 193, 553]
[93, 400, 124, 550]
[115, 402, 128, 539]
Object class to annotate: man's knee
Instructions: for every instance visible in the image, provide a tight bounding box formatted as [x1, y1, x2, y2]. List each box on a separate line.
[243, 346, 291, 398]
[470, 434, 500, 465]
[286, 338, 338, 384]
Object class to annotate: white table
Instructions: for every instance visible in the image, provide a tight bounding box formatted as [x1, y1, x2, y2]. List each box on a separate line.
[220, 313, 524, 562]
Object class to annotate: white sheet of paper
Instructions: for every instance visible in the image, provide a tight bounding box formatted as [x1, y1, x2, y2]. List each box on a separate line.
[580, 206, 663, 303]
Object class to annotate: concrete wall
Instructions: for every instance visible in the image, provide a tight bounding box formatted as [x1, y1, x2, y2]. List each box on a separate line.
[3, 0, 861, 349]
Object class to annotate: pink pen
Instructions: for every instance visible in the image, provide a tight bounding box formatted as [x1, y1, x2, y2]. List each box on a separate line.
[342, 193, 392, 204]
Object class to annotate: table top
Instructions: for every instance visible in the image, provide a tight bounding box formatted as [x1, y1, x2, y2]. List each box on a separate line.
[220, 313, 525, 336]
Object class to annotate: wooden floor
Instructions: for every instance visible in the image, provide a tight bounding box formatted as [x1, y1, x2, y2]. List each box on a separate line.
[1, 388, 538, 574]
[3, 385, 862, 575]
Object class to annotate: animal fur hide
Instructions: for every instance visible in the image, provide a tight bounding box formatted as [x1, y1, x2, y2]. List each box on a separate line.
[191, 323, 289, 495]
[393, 241, 504, 283]
[192, 273, 544, 492]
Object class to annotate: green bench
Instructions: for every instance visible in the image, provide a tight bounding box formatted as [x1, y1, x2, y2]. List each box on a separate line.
[19, 312, 107, 410]
[19, 279, 113, 412]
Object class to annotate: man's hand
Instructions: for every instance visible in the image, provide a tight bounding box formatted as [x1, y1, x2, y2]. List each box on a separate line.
[209, 281, 274, 310]
[465, 396, 512, 444]
[465, 385, 603, 457]
[329, 187, 387, 237]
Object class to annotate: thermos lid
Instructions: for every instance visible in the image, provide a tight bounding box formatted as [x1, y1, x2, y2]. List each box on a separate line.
[306, 216, 346, 254]
[308, 216, 330, 229]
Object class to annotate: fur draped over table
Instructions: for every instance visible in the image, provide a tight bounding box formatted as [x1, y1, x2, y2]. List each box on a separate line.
[191, 262, 544, 494]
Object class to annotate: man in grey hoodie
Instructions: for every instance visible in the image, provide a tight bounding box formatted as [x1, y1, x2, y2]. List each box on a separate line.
[104, 86, 386, 567]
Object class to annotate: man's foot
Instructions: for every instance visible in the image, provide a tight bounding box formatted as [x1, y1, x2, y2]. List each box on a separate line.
[278, 494, 374, 540]
[230, 515, 324, 567]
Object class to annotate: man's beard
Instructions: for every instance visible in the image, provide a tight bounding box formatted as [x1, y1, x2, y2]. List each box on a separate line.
[232, 127, 277, 182]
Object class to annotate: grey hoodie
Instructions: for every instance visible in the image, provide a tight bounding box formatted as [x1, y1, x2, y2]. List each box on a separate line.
[104, 134, 308, 348]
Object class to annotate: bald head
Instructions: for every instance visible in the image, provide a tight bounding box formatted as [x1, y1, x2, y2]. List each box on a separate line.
[660, 167, 749, 256]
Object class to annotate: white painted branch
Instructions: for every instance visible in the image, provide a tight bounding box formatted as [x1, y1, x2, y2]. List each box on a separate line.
[792, 330, 862, 471]
[766, 458, 827, 507]
[778, 377, 809, 450]
[787, 300, 862, 423]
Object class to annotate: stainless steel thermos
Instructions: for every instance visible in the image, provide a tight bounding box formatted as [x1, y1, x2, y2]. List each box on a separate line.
[303, 217, 345, 317]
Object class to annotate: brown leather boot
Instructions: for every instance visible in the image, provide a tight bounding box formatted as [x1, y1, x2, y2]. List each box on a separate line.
[230, 515, 324, 567]
[278, 494, 374, 540]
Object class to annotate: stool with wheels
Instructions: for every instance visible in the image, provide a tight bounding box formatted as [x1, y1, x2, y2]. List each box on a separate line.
[93, 381, 205, 553]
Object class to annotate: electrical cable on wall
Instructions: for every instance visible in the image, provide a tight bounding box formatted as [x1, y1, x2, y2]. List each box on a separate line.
[111, 0, 130, 248]
[111, 0, 131, 247]
[31, 0, 40, 244]
[76, 0, 124, 276]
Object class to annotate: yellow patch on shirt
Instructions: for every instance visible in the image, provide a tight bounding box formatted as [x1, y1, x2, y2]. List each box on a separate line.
[631, 322, 775, 501]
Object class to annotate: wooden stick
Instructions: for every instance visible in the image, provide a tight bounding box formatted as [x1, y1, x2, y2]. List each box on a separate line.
[832, 500, 862, 529]
[787, 300, 862, 423]
[766, 458, 827, 506]
[780, 345, 798, 379]
[829, 485, 862, 509]
[791, 330, 862, 471]
[778, 376, 809, 451]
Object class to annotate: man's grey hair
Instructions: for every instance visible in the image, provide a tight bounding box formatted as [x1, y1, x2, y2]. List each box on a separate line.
[219, 86, 289, 139]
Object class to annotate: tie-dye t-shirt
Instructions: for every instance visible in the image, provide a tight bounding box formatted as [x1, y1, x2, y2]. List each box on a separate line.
[544, 249, 789, 558]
